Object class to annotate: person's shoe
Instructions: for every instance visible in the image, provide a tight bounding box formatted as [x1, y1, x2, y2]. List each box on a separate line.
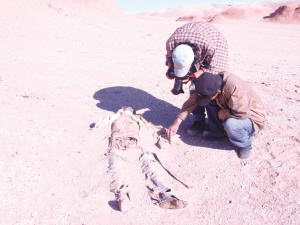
[202, 130, 227, 140]
[158, 195, 188, 210]
[187, 120, 206, 136]
[237, 146, 252, 159]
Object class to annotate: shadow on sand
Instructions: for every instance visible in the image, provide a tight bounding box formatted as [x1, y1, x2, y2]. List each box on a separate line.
[108, 200, 120, 211]
[93, 86, 233, 151]
[93, 86, 179, 127]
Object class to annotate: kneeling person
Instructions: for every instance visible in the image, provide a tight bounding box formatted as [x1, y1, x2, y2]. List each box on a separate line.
[168, 72, 266, 159]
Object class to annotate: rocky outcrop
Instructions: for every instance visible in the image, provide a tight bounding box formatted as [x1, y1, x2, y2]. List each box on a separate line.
[263, 4, 300, 23]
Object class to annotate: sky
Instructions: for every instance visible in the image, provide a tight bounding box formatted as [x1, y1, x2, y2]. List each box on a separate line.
[115, 0, 284, 13]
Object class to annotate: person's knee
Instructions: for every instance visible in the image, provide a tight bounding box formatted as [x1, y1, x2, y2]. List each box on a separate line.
[223, 118, 240, 135]
[224, 118, 252, 148]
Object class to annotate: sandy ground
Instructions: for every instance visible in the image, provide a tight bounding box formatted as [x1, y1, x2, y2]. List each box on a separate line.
[0, 1, 299, 225]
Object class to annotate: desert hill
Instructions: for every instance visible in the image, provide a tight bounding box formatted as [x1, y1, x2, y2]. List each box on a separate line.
[141, 1, 300, 23]
[264, 4, 300, 22]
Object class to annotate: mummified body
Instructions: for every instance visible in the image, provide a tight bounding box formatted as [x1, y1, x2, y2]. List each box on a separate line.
[106, 107, 187, 212]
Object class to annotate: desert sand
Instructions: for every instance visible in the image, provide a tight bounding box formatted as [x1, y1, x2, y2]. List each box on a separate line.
[0, 0, 299, 225]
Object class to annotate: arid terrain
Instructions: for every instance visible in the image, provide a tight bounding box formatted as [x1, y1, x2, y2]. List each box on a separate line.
[0, 1, 299, 225]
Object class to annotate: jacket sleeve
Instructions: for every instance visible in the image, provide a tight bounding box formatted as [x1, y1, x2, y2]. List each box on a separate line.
[201, 38, 229, 74]
[165, 37, 174, 66]
[202, 58, 224, 74]
[228, 86, 251, 119]
[177, 94, 199, 121]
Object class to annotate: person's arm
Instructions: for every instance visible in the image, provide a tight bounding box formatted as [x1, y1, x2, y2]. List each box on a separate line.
[167, 94, 199, 138]
[165, 38, 172, 66]
[165, 43, 175, 79]
[177, 94, 199, 121]
[192, 69, 204, 78]
[227, 86, 251, 119]
[201, 42, 228, 74]
[201, 53, 227, 74]
[167, 117, 183, 138]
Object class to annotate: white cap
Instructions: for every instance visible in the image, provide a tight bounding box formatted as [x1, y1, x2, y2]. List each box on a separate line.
[172, 44, 194, 78]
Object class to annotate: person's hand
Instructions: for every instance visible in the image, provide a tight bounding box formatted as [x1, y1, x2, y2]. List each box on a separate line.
[181, 69, 204, 84]
[193, 69, 204, 78]
[167, 118, 182, 139]
[218, 109, 230, 121]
